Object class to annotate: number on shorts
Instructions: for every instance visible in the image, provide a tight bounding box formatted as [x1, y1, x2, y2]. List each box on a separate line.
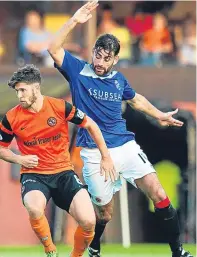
[74, 175, 83, 185]
[138, 152, 147, 163]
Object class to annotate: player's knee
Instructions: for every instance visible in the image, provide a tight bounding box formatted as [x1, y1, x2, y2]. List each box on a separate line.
[96, 205, 113, 225]
[97, 212, 112, 225]
[79, 216, 96, 231]
[24, 201, 45, 219]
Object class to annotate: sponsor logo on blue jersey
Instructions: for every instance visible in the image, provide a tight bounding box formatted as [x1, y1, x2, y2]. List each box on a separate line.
[88, 88, 122, 102]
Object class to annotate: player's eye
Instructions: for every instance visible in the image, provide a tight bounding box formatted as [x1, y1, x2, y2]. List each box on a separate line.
[96, 54, 101, 59]
[16, 89, 25, 94]
[105, 58, 110, 62]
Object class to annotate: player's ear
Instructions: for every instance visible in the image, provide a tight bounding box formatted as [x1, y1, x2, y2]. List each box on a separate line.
[34, 83, 40, 90]
[114, 55, 119, 66]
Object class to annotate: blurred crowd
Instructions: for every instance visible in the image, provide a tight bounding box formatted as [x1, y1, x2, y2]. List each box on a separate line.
[98, 3, 196, 67]
[0, 1, 196, 67]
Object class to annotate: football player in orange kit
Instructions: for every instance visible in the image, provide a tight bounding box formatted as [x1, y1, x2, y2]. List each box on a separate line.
[0, 64, 116, 257]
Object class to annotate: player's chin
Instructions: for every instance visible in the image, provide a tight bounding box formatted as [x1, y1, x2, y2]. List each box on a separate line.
[20, 102, 29, 109]
[95, 69, 105, 76]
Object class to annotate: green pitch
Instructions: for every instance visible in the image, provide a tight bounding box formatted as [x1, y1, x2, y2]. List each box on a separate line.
[0, 244, 196, 257]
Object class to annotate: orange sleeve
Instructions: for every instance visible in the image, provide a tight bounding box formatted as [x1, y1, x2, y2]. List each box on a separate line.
[78, 115, 87, 128]
[0, 115, 14, 148]
[65, 102, 87, 126]
[66, 106, 76, 121]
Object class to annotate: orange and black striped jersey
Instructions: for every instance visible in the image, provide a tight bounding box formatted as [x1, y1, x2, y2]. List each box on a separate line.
[0, 96, 87, 174]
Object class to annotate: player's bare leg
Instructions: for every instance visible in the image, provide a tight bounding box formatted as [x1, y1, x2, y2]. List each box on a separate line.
[69, 188, 96, 257]
[135, 173, 193, 257]
[24, 190, 58, 257]
[88, 198, 114, 257]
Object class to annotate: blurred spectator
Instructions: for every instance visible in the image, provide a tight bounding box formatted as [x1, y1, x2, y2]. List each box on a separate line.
[140, 13, 173, 66]
[43, 13, 83, 60]
[0, 42, 4, 62]
[98, 4, 132, 67]
[110, 18, 132, 67]
[17, 10, 51, 66]
[0, 34, 5, 63]
[125, 9, 153, 38]
[125, 9, 153, 63]
[97, 3, 117, 35]
[173, 25, 183, 49]
[178, 22, 196, 66]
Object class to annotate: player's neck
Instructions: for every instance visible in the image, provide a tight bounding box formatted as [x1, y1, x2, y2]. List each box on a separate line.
[28, 95, 44, 113]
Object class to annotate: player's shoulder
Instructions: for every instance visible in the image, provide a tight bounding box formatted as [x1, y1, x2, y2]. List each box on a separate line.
[45, 96, 68, 118]
[44, 96, 65, 104]
[113, 70, 127, 81]
[1, 105, 23, 130]
[6, 105, 23, 122]
[45, 96, 65, 112]
[64, 50, 87, 67]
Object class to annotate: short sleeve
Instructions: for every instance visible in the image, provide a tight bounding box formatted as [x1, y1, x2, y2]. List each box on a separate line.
[54, 50, 85, 82]
[0, 115, 14, 147]
[122, 79, 136, 100]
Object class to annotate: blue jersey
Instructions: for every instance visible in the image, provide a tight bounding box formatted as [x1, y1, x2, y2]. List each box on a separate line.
[55, 51, 136, 148]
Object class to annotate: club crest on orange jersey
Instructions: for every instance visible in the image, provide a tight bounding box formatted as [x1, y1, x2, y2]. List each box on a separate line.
[47, 117, 57, 127]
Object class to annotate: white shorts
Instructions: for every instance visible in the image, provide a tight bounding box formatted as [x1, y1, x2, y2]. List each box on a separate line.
[80, 140, 156, 206]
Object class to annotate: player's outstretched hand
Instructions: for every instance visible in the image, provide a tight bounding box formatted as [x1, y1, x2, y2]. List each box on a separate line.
[18, 155, 39, 169]
[72, 0, 99, 24]
[158, 108, 184, 127]
[100, 155, 117, 182]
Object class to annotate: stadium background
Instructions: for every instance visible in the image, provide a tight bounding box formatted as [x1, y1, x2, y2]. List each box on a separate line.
[0, 1, 196, 256]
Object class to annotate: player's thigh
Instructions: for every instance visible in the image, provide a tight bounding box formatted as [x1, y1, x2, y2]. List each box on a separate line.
[69, 188, 96, 229]
[81, 149, 122, 206]
[121, 140, 156, 187]
[135, 173, 167, 203]
[21, 174, 51, 213]
[51, 170, 86, 213]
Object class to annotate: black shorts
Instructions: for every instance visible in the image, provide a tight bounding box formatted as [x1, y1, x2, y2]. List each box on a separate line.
[20, 170, 86, 212]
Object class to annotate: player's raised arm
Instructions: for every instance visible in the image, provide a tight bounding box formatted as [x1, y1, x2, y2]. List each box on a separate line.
[48, 0, 99, 67]
[127, 93, 184, 127]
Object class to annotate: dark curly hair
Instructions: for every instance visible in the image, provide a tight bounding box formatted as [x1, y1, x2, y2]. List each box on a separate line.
[94, 34, 120, 56]
[8, 64, 42, 88]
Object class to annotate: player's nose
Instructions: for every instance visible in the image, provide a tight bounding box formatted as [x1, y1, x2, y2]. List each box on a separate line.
[17, 91, 23, 98]
[98, 59, 104, 66]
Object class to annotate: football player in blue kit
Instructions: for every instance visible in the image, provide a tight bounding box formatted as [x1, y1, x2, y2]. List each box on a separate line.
[48, 1, 193, 257]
